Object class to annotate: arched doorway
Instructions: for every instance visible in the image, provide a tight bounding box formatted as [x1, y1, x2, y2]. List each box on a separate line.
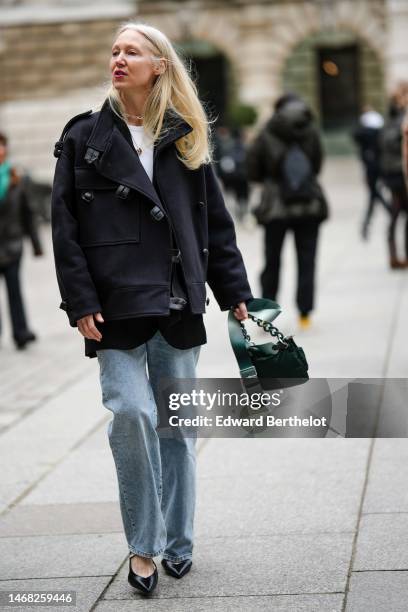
[318, 44, 360, 130]
[281, 30, 385, 150]
[175, 40, 230, 124]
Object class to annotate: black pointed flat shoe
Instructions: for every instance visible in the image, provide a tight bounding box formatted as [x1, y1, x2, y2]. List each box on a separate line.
[128, 556, 158, 595]
[161, 558, 192, 579]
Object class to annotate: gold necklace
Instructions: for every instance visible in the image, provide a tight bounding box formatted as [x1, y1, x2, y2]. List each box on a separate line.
[124, 112, 144, 120]
[128, 125, 144, 155]
[125, 113, 144, 154]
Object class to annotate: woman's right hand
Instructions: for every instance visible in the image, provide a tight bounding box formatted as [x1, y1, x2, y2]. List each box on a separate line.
[77, 312, 104, 341]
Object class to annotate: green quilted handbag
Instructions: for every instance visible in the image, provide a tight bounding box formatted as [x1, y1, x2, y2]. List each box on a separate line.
[228, 298, 309, 391]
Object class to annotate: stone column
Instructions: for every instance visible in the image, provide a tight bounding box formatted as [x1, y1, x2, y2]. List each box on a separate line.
[385, 0, 408, 90]
[235, 4, 287, 124]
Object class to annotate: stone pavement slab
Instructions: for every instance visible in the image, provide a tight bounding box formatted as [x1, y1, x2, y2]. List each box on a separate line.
[196, 438, 369, 479]
[0, 502, 122, 537]
[102, 532, 353, 599]
[353, 513, 408, 570]
[0, 372, 105, 513]
[0, 533, 126, 580]
[0, 577, 109, 612]
[196, 471, 360, 536]
[362, 439, 408, 513]
[386, 270, 408, 377]
[196, 438, 368, 534]
[346, 571, 408, 612]
[95, 593, 344, 612]
[18, 422, 116, 505]
[20, 448, 116, 506]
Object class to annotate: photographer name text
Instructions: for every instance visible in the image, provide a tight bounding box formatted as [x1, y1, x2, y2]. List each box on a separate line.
[168, 415, 327, 428]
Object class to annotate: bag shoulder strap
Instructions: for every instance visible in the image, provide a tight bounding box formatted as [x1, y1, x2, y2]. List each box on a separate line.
[228, 298, 281, 390]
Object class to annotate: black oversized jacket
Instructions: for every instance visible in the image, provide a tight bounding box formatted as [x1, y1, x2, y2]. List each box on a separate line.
[51, 100, 253, 327]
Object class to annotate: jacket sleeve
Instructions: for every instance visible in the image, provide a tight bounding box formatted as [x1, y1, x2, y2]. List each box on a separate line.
[246, 132, 267, 183]
[204, 162, 253, 310]
[51, 141, 102, 327]
[310, 128, 324, 175]
[20, 183, 43, 256]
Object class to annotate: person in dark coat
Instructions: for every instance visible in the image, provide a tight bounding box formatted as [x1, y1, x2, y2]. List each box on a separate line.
[0, 132, 43, 349]
[246, 94, 328, 329]
[214, 126, 249, 221]
[352, 106, 391, 240]
[380, 83, 408, 269]
[403, 106, 408, 196]
[51, 22, 253, 594]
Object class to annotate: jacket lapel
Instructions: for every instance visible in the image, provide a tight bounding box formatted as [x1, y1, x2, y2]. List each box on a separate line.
[86, 100, 193, 211]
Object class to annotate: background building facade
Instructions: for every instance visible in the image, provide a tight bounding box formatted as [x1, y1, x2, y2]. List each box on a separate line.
[1, 0, 408, 181]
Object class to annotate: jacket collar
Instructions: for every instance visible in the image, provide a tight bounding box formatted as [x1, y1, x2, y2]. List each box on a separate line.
[85, 99, 193, 210]
[86, 98, 193, 158]
[113, 102, 193, 157]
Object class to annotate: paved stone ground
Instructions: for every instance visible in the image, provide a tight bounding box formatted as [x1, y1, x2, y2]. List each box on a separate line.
[0, 157, 407, 611]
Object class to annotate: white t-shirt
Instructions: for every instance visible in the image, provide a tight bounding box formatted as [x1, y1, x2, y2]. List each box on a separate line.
[126, 124, 154, 182]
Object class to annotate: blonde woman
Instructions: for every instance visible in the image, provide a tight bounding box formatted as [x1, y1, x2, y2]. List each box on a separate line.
[51, 22, 253, 595]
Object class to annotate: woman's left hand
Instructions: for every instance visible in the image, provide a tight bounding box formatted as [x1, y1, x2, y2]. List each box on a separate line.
[232, 301, 248, 321]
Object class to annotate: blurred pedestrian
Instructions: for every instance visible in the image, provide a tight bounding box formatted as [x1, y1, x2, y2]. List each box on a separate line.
[51, 22, 252, 595]
[403, 109, 408, 189]
[0, 132, 43, 349]
[352, 106, 391, 240]
[247, 93, 329, 329]
[380, 83, 408, 269]
[229, 127, 250, 221]
[214, 125, 249, 221]
[403, 107, 408, 201]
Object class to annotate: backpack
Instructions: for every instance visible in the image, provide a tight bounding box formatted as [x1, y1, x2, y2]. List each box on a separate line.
[279, 143, 316, 204]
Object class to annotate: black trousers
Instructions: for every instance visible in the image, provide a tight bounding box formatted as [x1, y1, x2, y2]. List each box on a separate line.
[0, 253, 31, 342]
[362, 168, 391, 230]
[388, 189, 408, 261]
[261, 219, 320, 316]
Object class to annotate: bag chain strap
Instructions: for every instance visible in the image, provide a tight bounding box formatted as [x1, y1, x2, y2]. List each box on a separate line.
[240, 314, 289, 348]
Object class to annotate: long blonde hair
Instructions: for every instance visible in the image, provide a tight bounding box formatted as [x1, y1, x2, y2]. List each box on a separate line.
[107, 21, 214, 170]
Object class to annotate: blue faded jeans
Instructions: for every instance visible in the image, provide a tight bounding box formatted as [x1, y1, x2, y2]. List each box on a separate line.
[96, 331, 200, 562]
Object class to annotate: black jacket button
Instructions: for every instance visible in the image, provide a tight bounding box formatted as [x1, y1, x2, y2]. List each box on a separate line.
[199, 200, 206, 207]
[81, 191, 94, 202]
[150, 205, 165, 221]
[206, 297, 210, 305]
[202, 248, 209, 255]
[116, 185, 130, 199]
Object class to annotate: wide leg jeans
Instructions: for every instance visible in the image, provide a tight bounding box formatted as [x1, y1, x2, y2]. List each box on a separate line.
[96, 331, 200, 562]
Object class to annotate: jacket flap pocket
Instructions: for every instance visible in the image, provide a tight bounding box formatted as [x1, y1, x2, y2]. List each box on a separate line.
[74, 167, 117, 190]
